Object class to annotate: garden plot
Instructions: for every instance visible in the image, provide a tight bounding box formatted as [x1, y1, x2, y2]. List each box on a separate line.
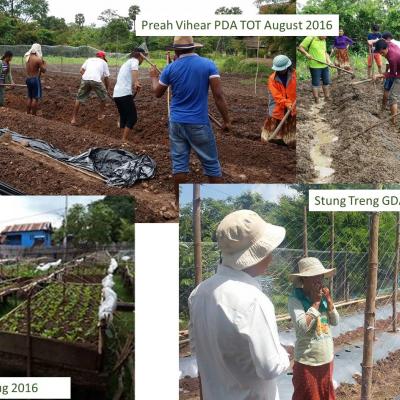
[0, 70, 295, 222]
[0, 282, 104, 380]
[297, 78, 400, 183]
[179, 302, 400, 399]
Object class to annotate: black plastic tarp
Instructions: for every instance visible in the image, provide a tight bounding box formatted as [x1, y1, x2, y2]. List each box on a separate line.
[0, 128, 156, 187]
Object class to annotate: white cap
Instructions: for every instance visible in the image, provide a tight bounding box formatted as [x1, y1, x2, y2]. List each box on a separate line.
[216, 210, 286, 270]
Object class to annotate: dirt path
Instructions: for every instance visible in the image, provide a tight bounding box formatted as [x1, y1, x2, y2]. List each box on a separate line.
[297, 78, 400, 183]
[1, 70, 295, 222]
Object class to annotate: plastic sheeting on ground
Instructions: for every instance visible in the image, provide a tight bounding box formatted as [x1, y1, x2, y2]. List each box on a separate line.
[0, 128, 156, 187]
[99, 286, 118, 322]
[102, 273, 115, 288]
[36, 258, 62, 272]
[108, 258, 118, 274]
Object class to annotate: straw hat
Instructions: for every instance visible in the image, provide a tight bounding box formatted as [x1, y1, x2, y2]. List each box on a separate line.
[168, 36, 203, 50]
[272, 55, 292, 71]
[216, 210, 285, 271]
[289, 257, 335, 281]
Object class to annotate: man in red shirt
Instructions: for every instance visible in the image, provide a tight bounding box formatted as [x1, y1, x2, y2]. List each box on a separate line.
[374, 39, 400, 125]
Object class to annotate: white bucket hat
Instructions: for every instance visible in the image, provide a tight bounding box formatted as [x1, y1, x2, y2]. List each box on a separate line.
[216, 210, 286, 271]
[290, 257, 335, 280]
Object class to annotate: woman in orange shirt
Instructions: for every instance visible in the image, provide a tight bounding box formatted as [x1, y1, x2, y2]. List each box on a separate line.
[262, 55, 296, 146]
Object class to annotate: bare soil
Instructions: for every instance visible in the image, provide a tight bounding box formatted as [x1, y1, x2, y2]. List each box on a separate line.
[1, 70, 296, 222]
[297, 77, 400, 183]
[179, 312, 400, 399]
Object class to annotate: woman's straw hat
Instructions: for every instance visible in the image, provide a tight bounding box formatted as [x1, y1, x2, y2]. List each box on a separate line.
[290, 257, 335, 280]
[168, 36, 204, 50]
[216, 210, 285, 271]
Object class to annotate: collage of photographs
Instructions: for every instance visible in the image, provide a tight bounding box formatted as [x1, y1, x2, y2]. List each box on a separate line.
[0, 0, 400, 399]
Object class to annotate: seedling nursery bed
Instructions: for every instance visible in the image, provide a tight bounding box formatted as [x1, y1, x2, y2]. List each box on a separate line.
[0, 282, 105, 380]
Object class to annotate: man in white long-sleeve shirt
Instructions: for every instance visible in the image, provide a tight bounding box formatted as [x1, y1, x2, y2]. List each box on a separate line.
[188, 210, 290, 400]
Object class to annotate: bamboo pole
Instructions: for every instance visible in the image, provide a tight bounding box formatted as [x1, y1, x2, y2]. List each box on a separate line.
[330, 212, 335, 295]
[303, 205, 308, 257]
[351, 78, 373, 86]
[393, 212, 400, 332]
[344, 251, 349, 301]
[361, 205, 381, 400]
[26, 290, 32, 377]
[193, 184, 202, 286]
[302, 53, 355, 76]
[364, 111, 400, 132]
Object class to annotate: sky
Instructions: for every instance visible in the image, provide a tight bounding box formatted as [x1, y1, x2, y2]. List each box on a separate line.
[0, 196, 104, 232]
[179, 184, 298, 205]
[47, 0, 259, 27]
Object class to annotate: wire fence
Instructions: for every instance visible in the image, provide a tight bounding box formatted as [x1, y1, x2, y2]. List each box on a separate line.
[180, 213, 399, 321]
[0, 45, 130, 78]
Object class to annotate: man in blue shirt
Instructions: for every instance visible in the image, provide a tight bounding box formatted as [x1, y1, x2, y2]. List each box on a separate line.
[150, 36, 231, 202]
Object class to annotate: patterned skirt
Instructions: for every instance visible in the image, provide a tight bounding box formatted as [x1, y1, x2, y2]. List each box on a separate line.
[261, 114, 296, 146]
[334, 48, 351, 70]
[292, 361, 336, 400]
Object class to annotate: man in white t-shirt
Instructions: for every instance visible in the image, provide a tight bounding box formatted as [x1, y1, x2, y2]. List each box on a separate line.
[71, 51, 111, 125]
[113, 48, 145, 143]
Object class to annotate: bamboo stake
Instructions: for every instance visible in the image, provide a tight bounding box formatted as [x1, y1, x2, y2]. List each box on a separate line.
[303, 205, 308, 257]
[268, 100, 297, 141]
[393, 212, 400, 332]
[351, 78, 373, 86]
[364, 111, 400, 132]
[193, 184, 202, 286]
[361, 201, 381, 400]
[142, 54, 223, 128]
[26, 290, 32, 377]
[0, 83, 27, 87]
[330, 211, 335, 295]
[306, 55, 355, 76]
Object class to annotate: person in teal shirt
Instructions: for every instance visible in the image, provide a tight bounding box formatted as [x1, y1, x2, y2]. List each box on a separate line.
[288, 257, 339, 400]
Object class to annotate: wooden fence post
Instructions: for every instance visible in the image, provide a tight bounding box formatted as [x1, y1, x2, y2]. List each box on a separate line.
[26, 290, 32, 377]
[393, 212, 400, 332]
[330, 211, 335, 295]
[193, 184, 202, 286]
[361, 208, 380, 400]
[303, 205, 308, 257]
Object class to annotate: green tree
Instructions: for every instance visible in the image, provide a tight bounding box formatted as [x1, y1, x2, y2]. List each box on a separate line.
[118, 219, 135, 242]
[86, 202, 116, 244]
[215, 6, 243, 14]
[75, 13, 85, 28]
[0, 0, 49, 21]
[98, 8, 119, 24]
[128, 4, 140, 32]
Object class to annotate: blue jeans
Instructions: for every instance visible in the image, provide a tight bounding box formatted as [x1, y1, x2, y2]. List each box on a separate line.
[384, 77, 395, 91]
[310, 67, 331, 87]
[169, 122, 222, 176]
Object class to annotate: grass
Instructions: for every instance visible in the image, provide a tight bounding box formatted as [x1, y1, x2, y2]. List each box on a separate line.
[297, 51, 388, 81]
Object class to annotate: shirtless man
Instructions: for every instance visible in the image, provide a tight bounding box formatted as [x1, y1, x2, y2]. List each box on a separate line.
[25, 44, 46, 115]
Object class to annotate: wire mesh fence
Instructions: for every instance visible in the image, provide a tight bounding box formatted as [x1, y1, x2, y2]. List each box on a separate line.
[180, 212, 399, 320]
[0, 45, 130, 77]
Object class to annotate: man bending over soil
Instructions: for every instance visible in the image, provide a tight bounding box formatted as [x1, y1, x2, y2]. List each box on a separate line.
[374, 39, 400, 126]
[71, 51, 111, 125]
[149, 36, 231, 202]
[25, 44, 46, 115]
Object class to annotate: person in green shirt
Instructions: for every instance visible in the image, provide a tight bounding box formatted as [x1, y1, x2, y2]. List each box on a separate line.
[288, 257, 339, 400]
[0, 50, 15, 107]
[298, 36, 333, 103]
